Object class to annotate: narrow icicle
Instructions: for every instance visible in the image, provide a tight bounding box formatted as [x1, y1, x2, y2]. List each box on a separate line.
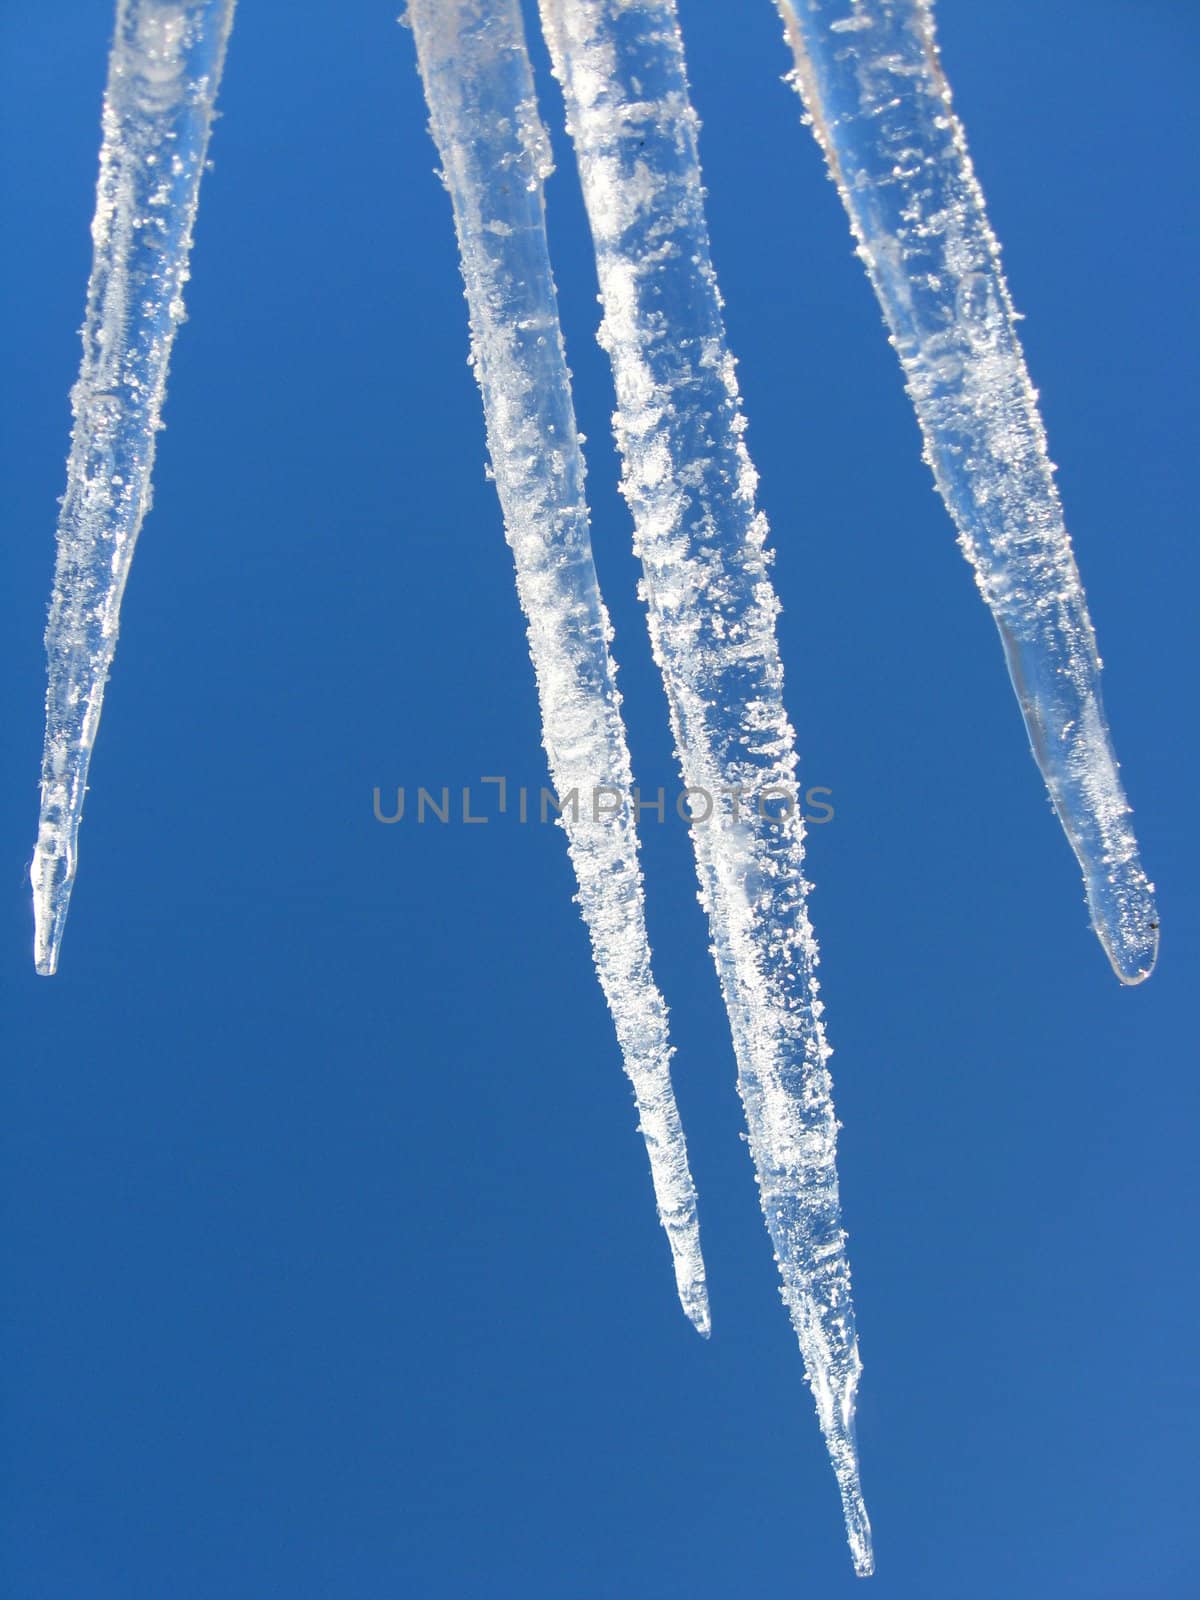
[407, 0, 708, 1334]
[538, 0, 871, 1570]
[31, 0, 236, 975]
[773, 0, 1158, 984]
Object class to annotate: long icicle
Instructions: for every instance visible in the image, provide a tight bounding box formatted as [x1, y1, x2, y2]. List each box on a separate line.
[406, 0, 709, 1334]
[31, 0, 236, 975]
[538, 0, 872, 1570]
[773, 0, 1158, 984]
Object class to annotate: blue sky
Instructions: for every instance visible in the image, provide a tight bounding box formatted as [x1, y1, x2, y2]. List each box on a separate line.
[1, 2, 1196, 1595]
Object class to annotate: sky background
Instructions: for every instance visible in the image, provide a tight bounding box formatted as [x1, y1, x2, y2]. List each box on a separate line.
[1, 2, 1196, 1595]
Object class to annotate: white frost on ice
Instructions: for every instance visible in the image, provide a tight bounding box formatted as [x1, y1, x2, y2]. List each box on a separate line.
[774, 0, 1158, 984]
[539, 0, 872, 1572]
[408, 0, 709, 1334]
[32, 0, 236, 975]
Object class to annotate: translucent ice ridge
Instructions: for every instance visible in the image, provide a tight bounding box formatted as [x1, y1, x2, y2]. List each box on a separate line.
[539, 0, 872, 1571]
[773, 0, 1157, 984]
[32, 0, 235, 975]
[407, 0, 709, 1334]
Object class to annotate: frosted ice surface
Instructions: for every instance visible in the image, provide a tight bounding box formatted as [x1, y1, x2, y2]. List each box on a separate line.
[539, 0, 872, 1572]
[408, 0, 708, 1334]
[32, 0, 236, 975]
[774, 0, 1158, 984]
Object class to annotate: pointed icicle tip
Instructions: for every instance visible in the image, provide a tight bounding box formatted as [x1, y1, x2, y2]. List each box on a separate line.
[32, 846, 71, 976]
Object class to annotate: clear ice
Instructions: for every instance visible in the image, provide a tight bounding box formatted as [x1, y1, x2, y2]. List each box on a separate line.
[773, 0, 1158, 984]
[31, 0, 236, 975]
[31, 0, 1162, 1575]
[539, 0, 873, 1572]
[407, 0, 709, 1334]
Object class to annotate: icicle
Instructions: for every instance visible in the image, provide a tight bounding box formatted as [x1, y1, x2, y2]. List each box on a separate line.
[31, 0, 236, 975]
[773, 0, 1157, 984]
[407, 0, 709, 1334]
[538, 0, 872, 1571]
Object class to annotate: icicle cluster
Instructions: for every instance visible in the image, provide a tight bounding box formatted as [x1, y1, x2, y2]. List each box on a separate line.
[30, 0, 1162, 1576]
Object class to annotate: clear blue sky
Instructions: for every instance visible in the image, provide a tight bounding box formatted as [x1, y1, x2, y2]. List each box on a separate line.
[1, 3, 1196, 1595]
